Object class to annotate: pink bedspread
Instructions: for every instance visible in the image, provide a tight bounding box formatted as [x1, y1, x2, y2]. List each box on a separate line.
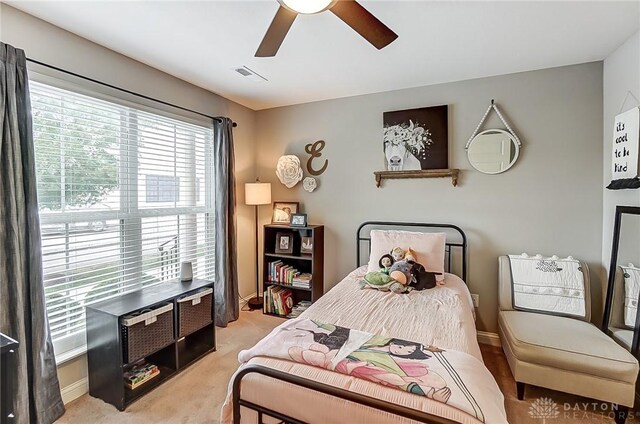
[221, 268, 507, 424]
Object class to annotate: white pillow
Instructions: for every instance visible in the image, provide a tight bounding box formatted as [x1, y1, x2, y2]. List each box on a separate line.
[367, 230, 446, 281]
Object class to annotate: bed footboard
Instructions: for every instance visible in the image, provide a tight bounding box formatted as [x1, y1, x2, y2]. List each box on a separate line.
[232, 364, 459, 424]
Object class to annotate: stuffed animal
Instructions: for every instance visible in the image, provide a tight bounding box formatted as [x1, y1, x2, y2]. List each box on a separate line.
[378, 254, 395, 274]
[362, 250, 440, 294]
[390, 247, 417, 262]
[390, 247, 407, 262]
[405, 248, 417, 262]
[360, 272, 412, 294]
[388, 260, 413, 285]
[409, 261, 442, 290]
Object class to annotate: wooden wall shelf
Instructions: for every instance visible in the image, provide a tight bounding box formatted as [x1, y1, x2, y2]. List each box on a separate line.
[374, 169, 460, 187]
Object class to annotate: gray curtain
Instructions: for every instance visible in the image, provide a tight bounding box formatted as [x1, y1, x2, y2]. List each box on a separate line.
[212, 117, 239, 327]
[0, 43, 65, 424]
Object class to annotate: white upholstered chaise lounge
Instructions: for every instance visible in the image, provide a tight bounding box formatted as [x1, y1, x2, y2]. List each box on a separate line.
[498, 255, 639, 424]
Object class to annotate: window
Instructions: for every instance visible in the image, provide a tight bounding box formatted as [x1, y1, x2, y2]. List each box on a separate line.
[144, 176, 200, 203]
[30, 81, 216, 359]
[146, 175, 180, 203]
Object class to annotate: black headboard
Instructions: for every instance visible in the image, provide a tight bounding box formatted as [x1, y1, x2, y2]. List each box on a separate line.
[356, 221, 468, 282]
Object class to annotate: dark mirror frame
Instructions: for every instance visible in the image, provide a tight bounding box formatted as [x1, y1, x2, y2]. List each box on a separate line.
[602, 205, 640, 355]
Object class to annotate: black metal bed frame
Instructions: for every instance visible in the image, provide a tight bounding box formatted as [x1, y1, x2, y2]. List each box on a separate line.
[232, 221, 468, 424]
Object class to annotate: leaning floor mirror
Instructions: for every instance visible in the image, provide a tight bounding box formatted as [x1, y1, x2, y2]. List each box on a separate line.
[603, 206, 640, 354]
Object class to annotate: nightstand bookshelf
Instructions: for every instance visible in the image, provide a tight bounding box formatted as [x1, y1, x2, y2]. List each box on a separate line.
[263, 224, 324, 318]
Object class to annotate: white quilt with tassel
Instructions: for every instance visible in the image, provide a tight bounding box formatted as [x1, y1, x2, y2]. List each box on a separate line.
[508, 254, 586, 318]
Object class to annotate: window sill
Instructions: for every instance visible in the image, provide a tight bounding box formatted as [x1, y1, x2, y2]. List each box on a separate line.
[55, 345, 87, 366]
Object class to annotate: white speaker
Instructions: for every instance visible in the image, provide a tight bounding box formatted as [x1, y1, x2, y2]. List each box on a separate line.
[180, 261, 193, 282]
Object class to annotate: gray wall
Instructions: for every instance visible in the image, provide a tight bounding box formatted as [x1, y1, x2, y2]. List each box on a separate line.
[0, 4, 258, 400]
[256, 62, 604, 334]
[602, 31, 640, 270]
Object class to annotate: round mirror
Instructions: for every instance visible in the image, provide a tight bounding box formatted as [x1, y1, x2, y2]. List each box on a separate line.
[467, 129, 520, 174]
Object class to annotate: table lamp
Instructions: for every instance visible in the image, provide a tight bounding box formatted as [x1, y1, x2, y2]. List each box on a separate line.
[244, 180, 272, 310]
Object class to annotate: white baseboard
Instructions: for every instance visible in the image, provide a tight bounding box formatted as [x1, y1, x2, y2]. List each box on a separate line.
[477, 331, 501, 347]
[240, 292, 257, 308]
[61, 377, 88, 404]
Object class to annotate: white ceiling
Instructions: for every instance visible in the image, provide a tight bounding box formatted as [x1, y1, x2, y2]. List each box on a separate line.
[8, 0, 640, 110]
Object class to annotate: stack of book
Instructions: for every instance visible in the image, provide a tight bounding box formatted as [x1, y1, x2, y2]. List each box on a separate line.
[286, 300, 312, 319]
[124, 360, 159, 390]
[292, 273, 312, 289]
[264, 286, 294, 316]
[268, 260, 302, 286]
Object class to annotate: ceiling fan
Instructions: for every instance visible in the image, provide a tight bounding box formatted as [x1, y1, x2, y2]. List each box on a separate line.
[255, 0, 398, 57]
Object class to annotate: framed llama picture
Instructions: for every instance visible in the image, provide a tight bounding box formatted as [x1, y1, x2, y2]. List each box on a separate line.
[383, 105, 448, 171]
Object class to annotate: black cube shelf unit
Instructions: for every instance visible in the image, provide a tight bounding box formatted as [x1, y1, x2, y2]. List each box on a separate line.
[263, 224, 324, 318]
[86, 279, 215, 411]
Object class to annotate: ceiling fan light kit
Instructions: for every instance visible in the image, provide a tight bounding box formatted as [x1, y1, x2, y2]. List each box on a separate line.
[256, 0, 398, 57]
[278, 0, 336, 14]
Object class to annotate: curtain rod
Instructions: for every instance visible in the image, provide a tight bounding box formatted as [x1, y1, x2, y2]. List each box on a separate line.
[26, 57, 237, 127]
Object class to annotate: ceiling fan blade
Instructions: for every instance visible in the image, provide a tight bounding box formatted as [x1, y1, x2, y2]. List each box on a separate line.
[330, 0, 398, 50]
[255, 6, 298, 57]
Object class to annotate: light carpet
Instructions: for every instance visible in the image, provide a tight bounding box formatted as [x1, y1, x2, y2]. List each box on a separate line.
[56, 311, 637, 423]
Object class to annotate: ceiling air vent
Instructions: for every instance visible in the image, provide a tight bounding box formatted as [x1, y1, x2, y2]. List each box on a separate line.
[233, 66, 267, 82]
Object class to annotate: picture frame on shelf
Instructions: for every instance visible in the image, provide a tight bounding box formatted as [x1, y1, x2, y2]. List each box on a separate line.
[290, 213, 307, 227]
[301, 236, 313, 255]
[275, 232, 294, 254]
[271, 202, 300, 224]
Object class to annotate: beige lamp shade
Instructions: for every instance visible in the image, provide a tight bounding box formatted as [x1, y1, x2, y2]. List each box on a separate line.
[245, 182, 272, 205]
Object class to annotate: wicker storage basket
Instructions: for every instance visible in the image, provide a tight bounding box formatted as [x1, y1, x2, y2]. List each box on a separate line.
[121, 303, 174, 364]
[177, 288, 213, 338]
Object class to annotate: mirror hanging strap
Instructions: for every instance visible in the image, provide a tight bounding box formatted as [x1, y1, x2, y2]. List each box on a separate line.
[465, 99, 522, 150]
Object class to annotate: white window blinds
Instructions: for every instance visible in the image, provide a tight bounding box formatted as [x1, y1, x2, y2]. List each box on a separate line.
[30, 81, 216, 358]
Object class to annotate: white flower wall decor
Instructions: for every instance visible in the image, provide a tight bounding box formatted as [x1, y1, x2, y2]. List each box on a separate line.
[303, 177, 317, 193]
[276, 155, 304, 188]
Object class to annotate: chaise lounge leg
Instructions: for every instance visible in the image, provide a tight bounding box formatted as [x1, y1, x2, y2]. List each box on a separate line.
[614, 405, 629, 424]
[516, 382, 525, 400]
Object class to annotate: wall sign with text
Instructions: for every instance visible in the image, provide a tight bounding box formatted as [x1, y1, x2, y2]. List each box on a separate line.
[608, 107, 640, 190]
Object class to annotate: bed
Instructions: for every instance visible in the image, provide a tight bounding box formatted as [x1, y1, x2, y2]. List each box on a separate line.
[221, 222, 507, 424]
